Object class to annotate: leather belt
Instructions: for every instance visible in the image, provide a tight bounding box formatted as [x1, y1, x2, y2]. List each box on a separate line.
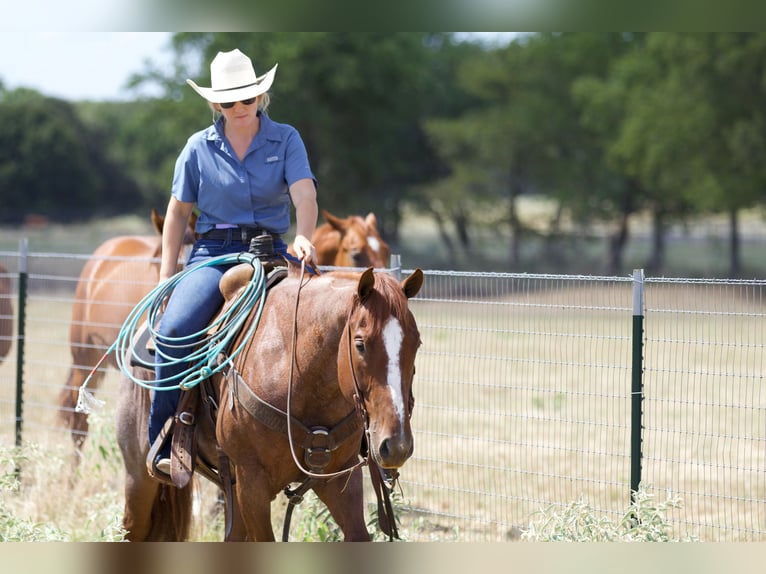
[197, 227, 280, 243]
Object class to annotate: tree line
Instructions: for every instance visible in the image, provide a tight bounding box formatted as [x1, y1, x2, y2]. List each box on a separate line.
[1, 33, 765, 276]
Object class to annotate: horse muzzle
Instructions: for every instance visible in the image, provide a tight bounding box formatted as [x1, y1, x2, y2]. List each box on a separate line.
[372, 431, 414, 469]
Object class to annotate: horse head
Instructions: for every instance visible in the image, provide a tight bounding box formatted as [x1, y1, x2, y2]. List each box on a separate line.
[316, 210, 391, 268]
[338, 267, 423, 469]
[151, 208, 199, 246]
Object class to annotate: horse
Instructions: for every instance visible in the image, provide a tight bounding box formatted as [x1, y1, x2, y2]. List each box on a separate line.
[58, 210, 196, 449]
[0, 262, 12, 363]
[115, 264, 423, 541]
[312, 210, 391, 268]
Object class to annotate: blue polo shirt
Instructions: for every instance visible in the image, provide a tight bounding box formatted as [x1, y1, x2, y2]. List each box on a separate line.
[171, 112, 316, 235]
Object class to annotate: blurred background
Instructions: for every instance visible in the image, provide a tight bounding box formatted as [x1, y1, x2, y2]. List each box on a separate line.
[2, 32, 766, 277]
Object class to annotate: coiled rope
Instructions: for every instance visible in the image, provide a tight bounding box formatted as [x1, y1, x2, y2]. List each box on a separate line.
[76, 251, 266, 413]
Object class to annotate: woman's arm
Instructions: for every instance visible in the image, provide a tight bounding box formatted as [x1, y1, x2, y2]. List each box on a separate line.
[160, 196, 195, 282]
[289, 177, 318, 264]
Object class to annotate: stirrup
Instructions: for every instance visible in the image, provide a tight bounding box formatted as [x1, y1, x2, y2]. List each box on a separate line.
[146, 416, 175, 485]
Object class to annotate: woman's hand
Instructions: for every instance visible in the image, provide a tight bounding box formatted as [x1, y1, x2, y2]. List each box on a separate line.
[292, 234, 317, 265]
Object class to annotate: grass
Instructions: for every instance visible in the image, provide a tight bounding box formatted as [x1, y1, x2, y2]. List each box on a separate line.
[0, 414, 126, 541]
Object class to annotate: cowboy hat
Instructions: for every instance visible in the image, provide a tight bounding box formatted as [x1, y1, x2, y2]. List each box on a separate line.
[186, 49, 277, 103]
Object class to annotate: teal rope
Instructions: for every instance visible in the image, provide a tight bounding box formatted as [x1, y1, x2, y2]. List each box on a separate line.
[110, 251, 267, 391]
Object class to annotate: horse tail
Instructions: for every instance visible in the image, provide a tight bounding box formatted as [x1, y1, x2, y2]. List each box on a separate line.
[144, 483, 194, 541]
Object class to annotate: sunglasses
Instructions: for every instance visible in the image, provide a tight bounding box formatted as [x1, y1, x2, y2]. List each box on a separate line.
[220, 97, 257, 109]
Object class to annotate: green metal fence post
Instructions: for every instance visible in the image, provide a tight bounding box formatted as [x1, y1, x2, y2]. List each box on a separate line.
[630, 268, 645, 503]
[15, 238, 27, 449]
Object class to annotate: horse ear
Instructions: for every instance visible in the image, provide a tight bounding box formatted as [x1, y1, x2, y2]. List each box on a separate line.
[151, 209, 164, 235]
[402, 268, 424, 299]
[322, 209, 347, 232]
[358, 267, 376, 300]
[364, 212, 378, 229]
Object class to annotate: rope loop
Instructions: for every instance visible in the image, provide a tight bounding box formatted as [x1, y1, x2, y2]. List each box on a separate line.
[112, 252, 267, 391]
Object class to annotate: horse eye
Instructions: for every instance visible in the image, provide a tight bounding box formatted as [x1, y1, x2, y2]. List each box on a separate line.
[354, 338, 365, 353]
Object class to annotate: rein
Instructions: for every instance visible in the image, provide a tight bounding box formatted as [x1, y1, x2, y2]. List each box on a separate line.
[284, 260, 367, 481]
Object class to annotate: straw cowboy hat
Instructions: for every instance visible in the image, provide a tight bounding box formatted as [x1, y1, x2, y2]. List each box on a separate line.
[186, 49, 278, 103]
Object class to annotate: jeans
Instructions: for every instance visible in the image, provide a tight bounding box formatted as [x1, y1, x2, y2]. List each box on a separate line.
[147, 235, 289, 450]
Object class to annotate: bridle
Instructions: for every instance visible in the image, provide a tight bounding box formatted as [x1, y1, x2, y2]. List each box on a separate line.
[284, 262, 368, 481]
[282, 261, 401, 540]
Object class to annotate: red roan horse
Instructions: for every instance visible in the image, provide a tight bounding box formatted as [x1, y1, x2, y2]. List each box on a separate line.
[58, 210, 196, 449]
[312, 210, 390, 269]
[115, 265, 423, 541]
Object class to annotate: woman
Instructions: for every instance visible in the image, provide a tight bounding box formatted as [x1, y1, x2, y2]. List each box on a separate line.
[149, 48, 318, 478]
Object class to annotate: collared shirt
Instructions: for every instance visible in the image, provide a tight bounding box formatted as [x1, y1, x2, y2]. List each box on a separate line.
[171, 112, 316, 235]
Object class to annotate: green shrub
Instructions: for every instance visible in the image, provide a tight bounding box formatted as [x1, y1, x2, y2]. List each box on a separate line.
[522, 485, 698, 542]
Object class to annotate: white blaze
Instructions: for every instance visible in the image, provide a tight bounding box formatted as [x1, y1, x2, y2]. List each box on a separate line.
[367, 235, 381, 254]
[382, 317, 405, 424]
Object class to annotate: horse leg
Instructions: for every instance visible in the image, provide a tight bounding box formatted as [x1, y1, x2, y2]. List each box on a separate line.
[225, 491, 250, 541]
[122, 469, 160, 541]
[116, 374, 194, 541]
[232, 462, 275, 541]
[313, 465, 370, 541]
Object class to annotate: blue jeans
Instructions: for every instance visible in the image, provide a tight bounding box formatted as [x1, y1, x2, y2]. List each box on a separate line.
[147, 235, 289, 450]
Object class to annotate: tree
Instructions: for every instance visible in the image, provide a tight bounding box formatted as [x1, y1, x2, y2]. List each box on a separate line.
[576, 33, 766, 276]
[0, 89, 139, 223]
[423, 33, 637, 271]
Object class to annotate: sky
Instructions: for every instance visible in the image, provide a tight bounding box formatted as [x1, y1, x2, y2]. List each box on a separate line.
[0, 32, 516, 103]
[0, 32, 175, 101]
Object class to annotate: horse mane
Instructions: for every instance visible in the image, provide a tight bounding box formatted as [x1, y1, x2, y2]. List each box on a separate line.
[356, 272, 415, 336]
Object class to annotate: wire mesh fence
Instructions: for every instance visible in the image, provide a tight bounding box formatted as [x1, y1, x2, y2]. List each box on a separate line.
[0, 247, 764, 541]
[641, 277, 766, 541]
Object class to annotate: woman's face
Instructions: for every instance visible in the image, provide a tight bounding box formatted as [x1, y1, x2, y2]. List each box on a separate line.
[216, 95, 260, 125]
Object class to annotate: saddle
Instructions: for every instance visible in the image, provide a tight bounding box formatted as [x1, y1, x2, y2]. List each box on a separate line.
[137, 262, 288, 489]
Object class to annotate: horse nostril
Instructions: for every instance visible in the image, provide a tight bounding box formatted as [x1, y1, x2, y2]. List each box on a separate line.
[379, 438, 391, 461]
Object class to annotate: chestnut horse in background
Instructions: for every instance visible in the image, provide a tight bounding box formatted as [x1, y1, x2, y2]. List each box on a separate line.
[116, 266, 423, 540]
[313, 210, 390, 268]
[58, 210, 196, 449]
[0, 262, 12, 363]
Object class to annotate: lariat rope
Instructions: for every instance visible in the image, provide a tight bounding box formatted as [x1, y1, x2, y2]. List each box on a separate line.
[76, 251, 266, 413]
